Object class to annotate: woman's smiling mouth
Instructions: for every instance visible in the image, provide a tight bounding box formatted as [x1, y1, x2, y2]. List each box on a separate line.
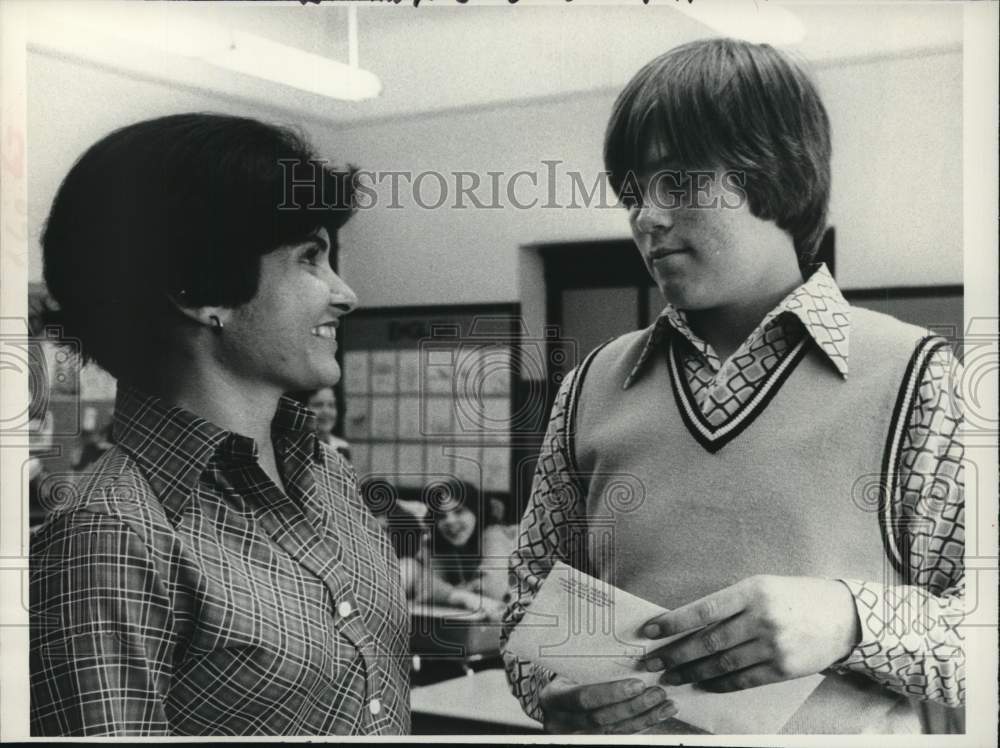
[311, 322, 338, 339]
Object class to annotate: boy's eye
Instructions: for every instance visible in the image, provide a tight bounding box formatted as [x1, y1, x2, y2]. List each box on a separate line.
[625, 194, 646, 212]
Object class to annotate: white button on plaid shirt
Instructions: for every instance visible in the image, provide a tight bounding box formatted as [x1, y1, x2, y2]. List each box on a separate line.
[30, 385, 410, 736]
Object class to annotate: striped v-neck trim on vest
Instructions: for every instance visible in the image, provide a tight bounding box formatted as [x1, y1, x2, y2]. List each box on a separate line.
[879, 335, 951, 578]
[667, 335, 811, 453]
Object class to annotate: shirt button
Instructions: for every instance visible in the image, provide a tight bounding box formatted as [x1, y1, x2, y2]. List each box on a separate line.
[369, 698, 381, 716]
[337, 601, 353, 618]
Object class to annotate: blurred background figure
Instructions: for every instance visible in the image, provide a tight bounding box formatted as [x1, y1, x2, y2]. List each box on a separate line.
[69, 422, 113, 473]
[292, 386, 351, 460]
[359, 477, 515, 620]
[421, 479, 511, 620]
[27, 410, 56, 529]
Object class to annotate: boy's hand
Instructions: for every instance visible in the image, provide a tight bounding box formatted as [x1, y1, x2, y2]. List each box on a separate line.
[639, 575, 860, 692]
[538, 675, 677, 734]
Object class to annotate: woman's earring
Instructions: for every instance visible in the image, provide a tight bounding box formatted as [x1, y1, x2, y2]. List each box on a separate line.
[209, 315, 224, 332]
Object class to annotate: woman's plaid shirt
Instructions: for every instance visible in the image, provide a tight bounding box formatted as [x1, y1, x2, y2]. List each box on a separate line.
[30, 386, 410, 736]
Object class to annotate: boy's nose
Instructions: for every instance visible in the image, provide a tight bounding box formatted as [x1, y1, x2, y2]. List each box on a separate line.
[635, 204, 675, 234]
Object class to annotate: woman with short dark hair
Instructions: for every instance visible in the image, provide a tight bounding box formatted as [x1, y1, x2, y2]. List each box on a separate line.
[31, 113, 410, 736]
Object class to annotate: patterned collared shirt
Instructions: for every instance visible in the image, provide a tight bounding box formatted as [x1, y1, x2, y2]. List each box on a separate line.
[30, 386, 410, 736]
[502, 265, 965, 722]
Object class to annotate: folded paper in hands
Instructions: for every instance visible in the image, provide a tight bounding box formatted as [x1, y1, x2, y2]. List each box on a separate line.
[505, 561, 824, 734]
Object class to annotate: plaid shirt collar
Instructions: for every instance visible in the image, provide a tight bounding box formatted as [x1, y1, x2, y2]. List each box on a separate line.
[624, 263, 851, 389]
[112, 384, 323, 514]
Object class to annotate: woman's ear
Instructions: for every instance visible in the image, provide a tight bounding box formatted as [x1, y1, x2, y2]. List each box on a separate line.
[167, 292, 233, 331]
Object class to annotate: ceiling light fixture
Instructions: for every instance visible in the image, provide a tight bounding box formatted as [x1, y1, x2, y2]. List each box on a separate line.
[27, 5, 382, 102]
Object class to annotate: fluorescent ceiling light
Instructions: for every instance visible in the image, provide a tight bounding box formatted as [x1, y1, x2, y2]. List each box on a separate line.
[27, 8, 382, 102]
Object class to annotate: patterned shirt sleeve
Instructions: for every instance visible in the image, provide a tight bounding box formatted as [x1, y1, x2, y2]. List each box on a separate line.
[500, 368, 588, 723]
[836, 343, 965, 707]
[30, 509, 175, 735]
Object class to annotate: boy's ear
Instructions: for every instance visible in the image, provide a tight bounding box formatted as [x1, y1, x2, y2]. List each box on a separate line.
[166, 292, 233, 330]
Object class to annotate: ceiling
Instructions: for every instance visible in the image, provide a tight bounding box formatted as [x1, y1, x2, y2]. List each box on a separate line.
[25, 0, 964, 126]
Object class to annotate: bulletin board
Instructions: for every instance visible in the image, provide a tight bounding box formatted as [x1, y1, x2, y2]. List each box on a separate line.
[340, 304, 523, 502]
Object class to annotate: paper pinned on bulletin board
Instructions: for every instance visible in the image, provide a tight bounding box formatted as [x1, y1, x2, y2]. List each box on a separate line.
[505, 561, 824, 735]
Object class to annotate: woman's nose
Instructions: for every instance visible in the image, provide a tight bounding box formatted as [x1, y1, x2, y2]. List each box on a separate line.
[328, 271, 358, 315]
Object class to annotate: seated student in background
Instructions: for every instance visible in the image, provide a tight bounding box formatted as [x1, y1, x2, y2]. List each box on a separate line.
[291, 386, 352, 460]
[415, 479, 511, 620]
[501, 38, 964, 735]
[31, 113, 409, 736]
[359, 477, 510, 616]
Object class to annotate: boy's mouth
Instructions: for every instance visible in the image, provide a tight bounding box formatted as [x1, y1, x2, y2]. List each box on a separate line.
[649, 246, 689, 261]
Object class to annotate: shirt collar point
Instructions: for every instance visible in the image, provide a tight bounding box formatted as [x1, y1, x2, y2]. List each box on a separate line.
[112, 385, 228, 499]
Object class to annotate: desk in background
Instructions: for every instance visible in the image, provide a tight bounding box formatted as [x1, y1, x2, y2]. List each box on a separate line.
[410, 668, 543, 734]
[409, 604, 502, 685]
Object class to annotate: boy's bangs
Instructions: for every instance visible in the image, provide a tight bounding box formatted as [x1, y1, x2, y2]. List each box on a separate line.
[615, 68, 739, 181]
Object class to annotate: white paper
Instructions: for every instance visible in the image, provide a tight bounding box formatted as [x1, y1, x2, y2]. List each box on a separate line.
[422, 396, 454, 436]
[342, 351, 370, 394]
[370, 350, 398, 394]
[397, 396, 421, 439]
[479, 345, 513, 395]
[505, 561, 824, 734]
[398, 350, 421, 393]
[343, 399, 370, 440]
[423, 348, 455, 394]
[370, 397, 396, 438]
[397, 443, 425, 477]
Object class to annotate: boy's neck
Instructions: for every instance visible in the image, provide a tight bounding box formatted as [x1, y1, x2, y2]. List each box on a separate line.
[685, 272, 805, 365]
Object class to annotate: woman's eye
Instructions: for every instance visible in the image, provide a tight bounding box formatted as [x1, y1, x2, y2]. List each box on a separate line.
[302, 246, 323, 266]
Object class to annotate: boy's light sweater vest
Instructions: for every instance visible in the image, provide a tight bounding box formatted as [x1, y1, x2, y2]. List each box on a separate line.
[570, 306, 945, 734]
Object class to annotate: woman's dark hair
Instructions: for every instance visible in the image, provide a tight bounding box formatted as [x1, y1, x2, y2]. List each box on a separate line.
[427, 478, 484, 586]
[42, 113, 357, 383]
[604, 38, 832, 265]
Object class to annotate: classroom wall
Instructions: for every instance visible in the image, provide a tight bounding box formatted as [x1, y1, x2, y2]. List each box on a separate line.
[26, 47, 963, 305]
[331, 49, 964, 306]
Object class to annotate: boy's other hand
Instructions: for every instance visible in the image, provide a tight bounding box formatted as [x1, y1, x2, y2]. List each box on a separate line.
[639, 575, 861, 692]
[538, 675, 678, 734]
